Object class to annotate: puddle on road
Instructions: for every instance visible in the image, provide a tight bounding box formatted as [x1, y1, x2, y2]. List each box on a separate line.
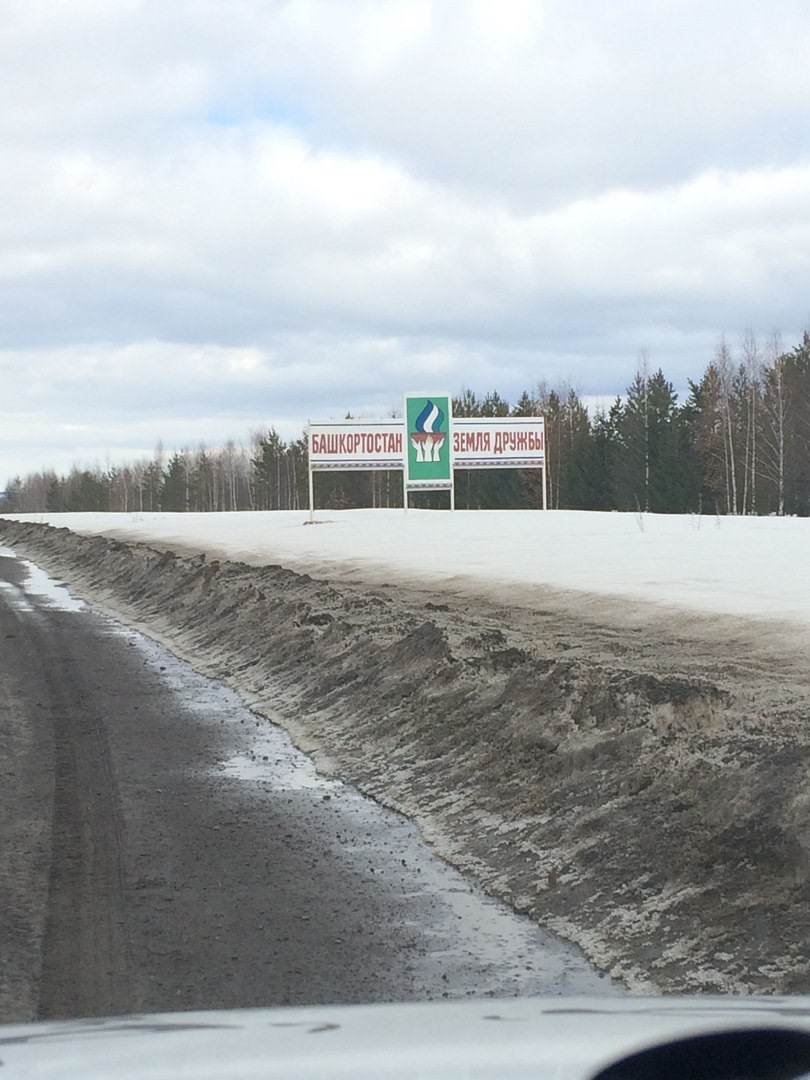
[223, 738, 341, 792]
[19, 560, 86, 612]
[0, 579, 30, 612]
[0, 546, 86, 613]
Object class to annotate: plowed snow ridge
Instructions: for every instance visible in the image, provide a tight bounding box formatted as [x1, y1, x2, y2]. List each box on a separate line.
[2, 514, 810, 994]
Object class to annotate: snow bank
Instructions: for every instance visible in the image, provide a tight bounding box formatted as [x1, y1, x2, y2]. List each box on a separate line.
[7, 509, 810, 625]
[2, 514, 810, 995]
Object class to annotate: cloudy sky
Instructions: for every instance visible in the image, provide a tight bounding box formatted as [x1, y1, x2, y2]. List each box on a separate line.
[2, 0, 810, 484]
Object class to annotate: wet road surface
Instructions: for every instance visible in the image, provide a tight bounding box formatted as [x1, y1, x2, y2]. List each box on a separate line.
[0, 547, 619, 1021]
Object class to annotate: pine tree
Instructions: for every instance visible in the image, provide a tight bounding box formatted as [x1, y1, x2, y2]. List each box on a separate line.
[614, 368, 650, 511]
[685, 364, 726, 513]
[646, 370, 683, 512]
[161, 452, 191, 512]
[584, 403, 620, 510]
[760, 336, 791, 516]
[786, 332, 810, 515]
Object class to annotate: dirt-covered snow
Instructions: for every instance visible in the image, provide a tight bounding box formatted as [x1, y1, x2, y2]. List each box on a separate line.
[2, 511, 810, 994]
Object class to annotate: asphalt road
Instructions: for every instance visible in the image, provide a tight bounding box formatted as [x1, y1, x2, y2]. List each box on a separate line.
[0, 547, 617, 1022]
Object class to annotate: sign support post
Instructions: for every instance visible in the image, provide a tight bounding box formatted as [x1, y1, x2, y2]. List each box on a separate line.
[542, 442, 548, 510]
[307, 422, 315, 523]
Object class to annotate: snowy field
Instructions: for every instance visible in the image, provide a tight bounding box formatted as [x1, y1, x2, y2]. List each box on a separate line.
[9, 508, 810, 628]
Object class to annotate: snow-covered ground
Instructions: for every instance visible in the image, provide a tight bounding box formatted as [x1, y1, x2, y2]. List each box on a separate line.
[10, 508, 810, 627]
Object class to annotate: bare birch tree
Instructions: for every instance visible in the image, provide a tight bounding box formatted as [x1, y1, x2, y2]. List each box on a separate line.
[760, 330, 788, 516]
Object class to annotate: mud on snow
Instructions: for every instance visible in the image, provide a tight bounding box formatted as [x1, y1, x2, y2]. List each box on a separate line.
[2, 518, 810, 994]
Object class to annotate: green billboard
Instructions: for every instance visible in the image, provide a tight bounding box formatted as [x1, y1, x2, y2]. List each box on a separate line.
[404, 393, 453, 490]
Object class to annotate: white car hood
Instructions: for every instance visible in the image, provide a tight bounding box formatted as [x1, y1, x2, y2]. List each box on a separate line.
[3, 997, 810, 1080]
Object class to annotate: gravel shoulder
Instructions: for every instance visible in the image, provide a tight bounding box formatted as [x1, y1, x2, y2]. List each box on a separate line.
[2, 519, 810, 994]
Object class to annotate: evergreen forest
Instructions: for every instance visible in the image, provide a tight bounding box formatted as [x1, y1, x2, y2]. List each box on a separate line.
[4, 332, 810, 517]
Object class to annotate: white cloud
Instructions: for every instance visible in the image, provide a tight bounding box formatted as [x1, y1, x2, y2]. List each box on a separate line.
[2, 0, 810, 483]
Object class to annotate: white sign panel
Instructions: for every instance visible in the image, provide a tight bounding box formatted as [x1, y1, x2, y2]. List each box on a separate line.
[307, 412, 547, 517]
[453, 417, 545, 469]
[309, 421, 404, 470]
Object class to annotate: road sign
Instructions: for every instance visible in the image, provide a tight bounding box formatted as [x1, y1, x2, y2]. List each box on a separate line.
[404, 393, 453, 494]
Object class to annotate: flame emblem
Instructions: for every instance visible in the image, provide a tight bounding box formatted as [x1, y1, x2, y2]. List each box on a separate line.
[411, 399, 446, 462]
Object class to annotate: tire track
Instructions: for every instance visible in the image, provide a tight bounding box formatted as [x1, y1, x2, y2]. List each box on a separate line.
[25, 611, 132, 1019]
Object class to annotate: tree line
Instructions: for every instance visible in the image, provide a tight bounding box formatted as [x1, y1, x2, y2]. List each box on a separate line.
[3, 331, 809, 516]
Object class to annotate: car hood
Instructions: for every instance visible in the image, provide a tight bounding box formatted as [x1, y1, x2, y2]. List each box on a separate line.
[3, 997, 810, 1080]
